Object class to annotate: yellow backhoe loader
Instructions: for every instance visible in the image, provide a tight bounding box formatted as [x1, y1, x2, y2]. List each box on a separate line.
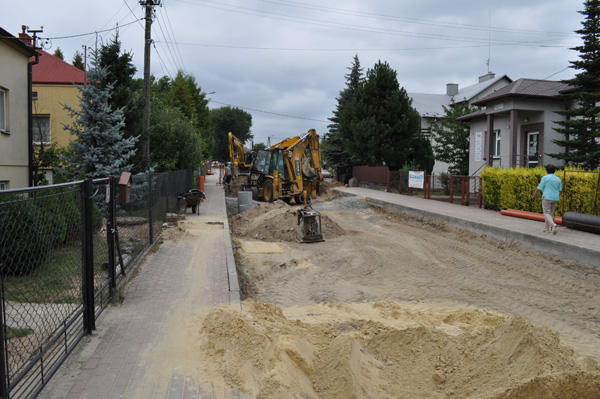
[244, 129, 324, 242]
[228, 132, 255, 177]
[246, 128, 323, 204]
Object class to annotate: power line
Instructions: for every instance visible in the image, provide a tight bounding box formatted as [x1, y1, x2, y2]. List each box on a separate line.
[39, 19, 142, 40]
[161, 3, 186, 71]
[209, 100, 328, 123]
[154, 15, 182, 72]
[172, 0, 575, 46]
[255, 0, 574, 37]
[156, 40, 575, 52]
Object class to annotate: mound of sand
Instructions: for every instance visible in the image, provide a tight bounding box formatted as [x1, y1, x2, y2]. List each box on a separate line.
[231, 201, 345, 242]
[198, 300, 599, 399]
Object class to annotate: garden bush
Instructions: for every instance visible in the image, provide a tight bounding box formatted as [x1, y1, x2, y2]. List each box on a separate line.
[0, 195, 53, 275]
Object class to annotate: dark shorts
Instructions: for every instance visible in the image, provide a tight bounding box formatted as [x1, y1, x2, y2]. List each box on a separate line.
[224, 175, 232, 183]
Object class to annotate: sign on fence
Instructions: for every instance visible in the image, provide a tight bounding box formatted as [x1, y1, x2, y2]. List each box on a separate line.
[408, 171, 425, 189]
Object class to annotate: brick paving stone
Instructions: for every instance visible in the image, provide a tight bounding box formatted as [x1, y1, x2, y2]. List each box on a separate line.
[53, 174, 246, 398]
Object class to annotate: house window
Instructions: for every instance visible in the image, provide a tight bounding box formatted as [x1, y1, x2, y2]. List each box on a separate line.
[32, 91, 38, 100]
[32, 115, 51, 145]
[492, 130, 501, 157]
[0, 88, 7, 133]
[0, 181, 7, 190]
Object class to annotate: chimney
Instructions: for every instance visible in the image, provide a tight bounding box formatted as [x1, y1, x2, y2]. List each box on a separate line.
[479, 72, 496, 83]
[446, 83, 459, 96]
[18, 25, 32, 46]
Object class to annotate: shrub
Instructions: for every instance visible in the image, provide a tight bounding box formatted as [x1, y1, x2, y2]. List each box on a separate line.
[0, 195, 53, 275]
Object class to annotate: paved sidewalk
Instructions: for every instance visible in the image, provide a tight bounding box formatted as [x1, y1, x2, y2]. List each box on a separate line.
[38, 177, 598, 399]
[333, 186, 599, 268]
[40, 173, 248, 399]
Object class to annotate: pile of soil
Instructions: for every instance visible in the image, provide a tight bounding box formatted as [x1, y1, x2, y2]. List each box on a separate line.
[231, 200, 345, 242]
[197, 299, 600, 399]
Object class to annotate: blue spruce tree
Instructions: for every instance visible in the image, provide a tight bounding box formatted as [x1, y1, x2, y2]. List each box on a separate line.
[61, 51, 138, 179]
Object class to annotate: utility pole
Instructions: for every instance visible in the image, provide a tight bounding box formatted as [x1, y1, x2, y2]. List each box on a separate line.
[141, 0, 161, 161]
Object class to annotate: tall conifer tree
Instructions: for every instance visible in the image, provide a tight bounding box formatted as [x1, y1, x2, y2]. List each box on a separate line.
[552, 0, 600, 169]
[61, 51, 137, 179]
[323, 54, 363, 183]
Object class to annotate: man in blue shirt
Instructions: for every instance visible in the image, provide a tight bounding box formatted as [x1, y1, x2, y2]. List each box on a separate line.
[532, 164, 562, 234]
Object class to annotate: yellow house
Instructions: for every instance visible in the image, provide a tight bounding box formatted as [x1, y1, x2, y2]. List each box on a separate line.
[0, 27, 38, 189]
[31, 49, 86, 150]
[15, 25, 86, 184]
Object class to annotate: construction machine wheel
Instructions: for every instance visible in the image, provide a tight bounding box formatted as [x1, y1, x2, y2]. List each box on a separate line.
[262, 179, 274, 202]
[251, 186, 259, 201]
[282, 197, 292, 204]
[294, 194, 310, 205]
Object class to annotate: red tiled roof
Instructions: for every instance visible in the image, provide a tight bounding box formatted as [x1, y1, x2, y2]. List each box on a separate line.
[32, 50, 86, 85]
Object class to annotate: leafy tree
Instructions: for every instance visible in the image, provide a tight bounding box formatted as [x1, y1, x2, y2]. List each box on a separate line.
[340, 60, 427, 171]
[253, 142, 267, 151]
[210, 106, 253, 161]
[148, 102, 203, 171]
[61, 50, 137, 179]
[431, 99, 479, 175]
[162, 71, 214, 161]
[98, 35, 145, 172]
[323, 54, 363, 183]
[72, 50, 85, 71]
[53, 47, 64, 60]
[551, 0, 600, 169]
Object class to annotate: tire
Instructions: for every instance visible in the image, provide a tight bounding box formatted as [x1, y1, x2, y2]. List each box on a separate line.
[262, 179, 274, 202]
[191, 205, 197, 214]
[282, 197, 292, 204]
[251, 186, 259, 201]
[294, 194, 310, 205]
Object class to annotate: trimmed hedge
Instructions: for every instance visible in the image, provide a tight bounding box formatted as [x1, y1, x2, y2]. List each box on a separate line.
[481, 166, 600, 216]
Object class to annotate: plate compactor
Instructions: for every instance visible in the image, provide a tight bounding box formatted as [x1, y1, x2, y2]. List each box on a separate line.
[297, 205, 324, 243]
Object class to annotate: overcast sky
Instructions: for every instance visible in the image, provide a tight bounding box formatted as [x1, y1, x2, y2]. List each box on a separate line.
[1, 0, 584, 147]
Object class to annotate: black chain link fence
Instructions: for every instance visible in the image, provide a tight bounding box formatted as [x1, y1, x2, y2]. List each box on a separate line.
[0, 169, 193, 399]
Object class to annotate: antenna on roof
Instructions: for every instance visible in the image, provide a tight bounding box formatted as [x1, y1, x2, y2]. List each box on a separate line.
[487, 8, 491, 73]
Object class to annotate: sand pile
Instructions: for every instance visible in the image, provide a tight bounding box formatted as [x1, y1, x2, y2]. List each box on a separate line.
[231, 200, 345, 242]
[198, 300, 599, 399]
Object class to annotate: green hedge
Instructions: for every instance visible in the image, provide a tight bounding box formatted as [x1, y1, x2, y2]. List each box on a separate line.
[481, 166, 600, 216]
[0, 195, 54, 275]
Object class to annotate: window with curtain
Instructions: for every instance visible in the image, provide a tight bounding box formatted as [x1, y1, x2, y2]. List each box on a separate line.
[32, 115, 51, 144]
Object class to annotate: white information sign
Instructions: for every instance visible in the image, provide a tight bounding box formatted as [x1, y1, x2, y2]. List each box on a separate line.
[474, 131, 483, 162]
[408, 171, 425, 189]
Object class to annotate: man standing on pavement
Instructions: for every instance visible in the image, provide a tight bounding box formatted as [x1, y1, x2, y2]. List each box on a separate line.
[532, 164, 562, 234]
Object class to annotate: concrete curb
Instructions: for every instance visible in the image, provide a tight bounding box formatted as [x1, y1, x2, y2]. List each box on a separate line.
[335, 190, 599, 268]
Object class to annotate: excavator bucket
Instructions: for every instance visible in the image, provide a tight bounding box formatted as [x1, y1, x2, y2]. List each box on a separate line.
[297, 206, 324, 243]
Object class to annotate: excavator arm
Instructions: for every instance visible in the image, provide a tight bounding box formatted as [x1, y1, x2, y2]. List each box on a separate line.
[228, 132, 254, 176]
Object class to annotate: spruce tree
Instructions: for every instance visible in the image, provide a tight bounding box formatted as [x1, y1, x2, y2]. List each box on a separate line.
[340, 60, 425, 171]
[552, 0, 600, 169]
[72, 50, 85, 71]
[98, 35, 145, 171]
[323, 54, 363, 183]
[61, 51, 137, 179]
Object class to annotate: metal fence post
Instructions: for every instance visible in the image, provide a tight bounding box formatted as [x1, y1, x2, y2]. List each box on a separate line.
[107, 177, 116, 289]
[82, 179, 96, 333]
[0, 275, 8, 398]
[148, 173, 153, 244]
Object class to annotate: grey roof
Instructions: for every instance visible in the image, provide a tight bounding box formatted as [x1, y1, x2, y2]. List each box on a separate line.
[472, 78, 574, 105]
[410, 93, 450, 117]
[453, 74, 511, 103]
[409, 74, 511, 118]
[457, 108, 487, 121]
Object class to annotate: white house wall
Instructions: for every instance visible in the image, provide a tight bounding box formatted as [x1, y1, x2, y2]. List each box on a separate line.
[0, 41, 31, 189]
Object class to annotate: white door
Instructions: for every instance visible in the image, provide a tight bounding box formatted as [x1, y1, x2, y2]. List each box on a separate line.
[527, 131, 539, 168]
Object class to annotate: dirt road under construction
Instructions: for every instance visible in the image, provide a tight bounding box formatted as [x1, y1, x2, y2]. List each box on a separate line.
[193, 181, 600, 398]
